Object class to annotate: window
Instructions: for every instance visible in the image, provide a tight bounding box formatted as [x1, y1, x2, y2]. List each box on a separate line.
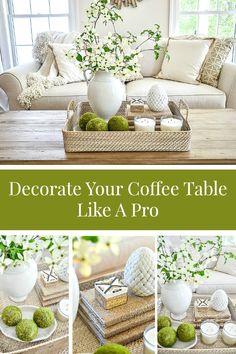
[171, 0, 236, 61]
[7, 0, 72, 65]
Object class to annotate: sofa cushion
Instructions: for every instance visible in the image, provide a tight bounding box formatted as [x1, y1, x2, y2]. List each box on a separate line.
[126, 78, 226, 109]
[196, 270, 236, 295]
[215, 246, 236, 276]
[31, 82, 87, 110]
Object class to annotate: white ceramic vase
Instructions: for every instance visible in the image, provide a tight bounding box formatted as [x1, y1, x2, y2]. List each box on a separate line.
[88, 71, 124, 121]
[161, 280, 192, 320]
[0, 259, 37, 302]
[72, 268, 80, 322]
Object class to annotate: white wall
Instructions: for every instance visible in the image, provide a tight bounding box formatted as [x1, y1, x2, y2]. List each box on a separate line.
[76, 0, 170, 37]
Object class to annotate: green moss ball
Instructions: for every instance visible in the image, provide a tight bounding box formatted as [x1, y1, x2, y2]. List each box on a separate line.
[16, 319, 38, 342]
[86, 118, 108, 131]
[158, 316, 172, 331]
[177, 323, 196, 342]
[108, 116, 129, 131]
[94, 343, 131, 354]
[33, 307, 54, 328]
[158, 327, 177, 348]
[79, 112, 97, 131]
[2, 306, 22, 326]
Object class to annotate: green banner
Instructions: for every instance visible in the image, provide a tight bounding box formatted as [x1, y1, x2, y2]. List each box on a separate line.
[0, 170, 234, 230]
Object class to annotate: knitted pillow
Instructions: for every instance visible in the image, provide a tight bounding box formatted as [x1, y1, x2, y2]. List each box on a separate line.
[33, 31, 62, 63]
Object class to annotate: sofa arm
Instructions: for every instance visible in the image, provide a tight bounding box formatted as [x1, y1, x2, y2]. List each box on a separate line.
[0, 61, 40, 110]
[218, 63, 236, 109]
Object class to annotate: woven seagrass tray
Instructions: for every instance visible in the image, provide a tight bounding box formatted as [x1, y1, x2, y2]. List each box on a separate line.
[63, 100, 192, 152]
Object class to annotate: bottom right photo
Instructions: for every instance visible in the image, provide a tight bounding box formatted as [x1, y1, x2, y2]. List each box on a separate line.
[157, 235, 236, 354]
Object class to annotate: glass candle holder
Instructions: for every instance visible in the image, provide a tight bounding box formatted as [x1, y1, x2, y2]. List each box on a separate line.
[200, 320, 219, 345]
[160, 115, 183, 132]
[222, 321, 236, 345]
[134, 116, 156, 132]
[143, 324, 156, 354]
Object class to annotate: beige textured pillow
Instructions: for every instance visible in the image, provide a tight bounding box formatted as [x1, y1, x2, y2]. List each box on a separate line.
[50, 43, 84, 83]
[200, 38, 234, 87]
[38, 47, 58, 78]
[215, 246, 236, 276]
[158, 39, 212, 85]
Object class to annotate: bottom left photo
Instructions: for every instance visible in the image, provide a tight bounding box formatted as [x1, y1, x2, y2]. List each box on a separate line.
[0, 235, 69, 354]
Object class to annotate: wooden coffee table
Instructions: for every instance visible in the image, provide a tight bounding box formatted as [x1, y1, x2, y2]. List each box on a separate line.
[0, 109, 236, 164]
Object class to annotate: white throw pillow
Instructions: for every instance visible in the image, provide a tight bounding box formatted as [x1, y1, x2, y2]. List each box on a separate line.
[158, 39, 212, 85]
[137, 37, 168, 77]
[50, 43, 84, 83]
[215, 247, 236, 276]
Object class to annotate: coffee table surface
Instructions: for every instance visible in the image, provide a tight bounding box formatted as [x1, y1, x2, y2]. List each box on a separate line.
[0, 109, 236, 165]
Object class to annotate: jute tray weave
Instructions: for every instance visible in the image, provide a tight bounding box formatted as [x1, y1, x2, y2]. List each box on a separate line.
[63, 100, 191, 152]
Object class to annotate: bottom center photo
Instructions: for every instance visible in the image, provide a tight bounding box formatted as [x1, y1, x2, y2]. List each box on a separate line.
[72, 236, 156, 354]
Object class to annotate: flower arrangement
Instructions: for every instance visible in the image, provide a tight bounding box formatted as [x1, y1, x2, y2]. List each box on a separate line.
[73, 236, 120, 277]
[67, 0, 163, 82]
[157, 236, 236, 285]
[0, 235, 69, 274]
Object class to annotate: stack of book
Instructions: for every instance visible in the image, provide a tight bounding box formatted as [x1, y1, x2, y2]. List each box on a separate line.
[79, 288, 155, 345]
[194, 299, 231, 327]
[36, 276, 69, 306]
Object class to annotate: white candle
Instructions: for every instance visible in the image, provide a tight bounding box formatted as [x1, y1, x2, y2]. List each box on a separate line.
[56, 298, 69, 322]
[134, 117, 156, 132]
[161, 116, 183, 132]
[200, 320, 219, 345]
[144, 324, 156, 354]
[222, 321, 236, 345]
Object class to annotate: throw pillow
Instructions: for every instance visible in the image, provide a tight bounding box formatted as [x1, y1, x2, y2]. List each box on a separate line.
[157, 39, 212, 85]
[37, 47, 58, 78]
[214, 246, 236, 276]
[200, 38, 234, 87]
[50, 43, 84, 83]
[137, 36, 168, 77]
[33, 31, 62, 63]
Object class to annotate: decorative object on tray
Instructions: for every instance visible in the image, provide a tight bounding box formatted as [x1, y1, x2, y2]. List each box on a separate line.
[110, 0, 144, 9]
[200, 320, 219, 345]
[143, 324, 155, 354]
[157, 236, 236, 322]
[222, 321, 236, 346]
[57, 257, 69, 283]
[160, 115, 183, 132]
[134, 116, 156, 132]
[36, 275, 69, 306]
[211, 290, 229, 312]
[67, 0, 163, 120]
[63, 101, 192, 152]
[41, 269, 59, 287]
[194, 298, 231, 326]
[147, 84, 168, 112]
[94, 343, 131, 354]
[124, 247, 155, 297]
[196, 298, 210, 311]
[130, 99, 145, 113]
[56, 298, 69, 322]
[0, 305, 57, 343]
[95, 276, 128, 310]
[157, 319, 197, 349]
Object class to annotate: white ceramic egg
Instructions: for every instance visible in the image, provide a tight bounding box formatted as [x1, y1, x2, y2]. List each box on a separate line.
[124, 247, 155, 297]
[211, 289, 228, 312]
[147, 84, 168, 112]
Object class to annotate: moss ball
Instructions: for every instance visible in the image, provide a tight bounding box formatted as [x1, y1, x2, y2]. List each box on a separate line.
[33, 307, 54, 328]
[2, 306, 22, 326]
[177, 323, 196, 342]
[158, 316, 172, 331]
[108, 116, 129, 131]
[158, 327, 177, 348]
[86, 118, 108, 131]
[79, 112, 97, 131]
[16, 319, 38, 342]
[94, 343, 131, 354]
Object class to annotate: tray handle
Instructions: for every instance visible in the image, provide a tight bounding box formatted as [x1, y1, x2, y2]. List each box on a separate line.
[179, 99, 189, 122]
[67, 100, 79, 131]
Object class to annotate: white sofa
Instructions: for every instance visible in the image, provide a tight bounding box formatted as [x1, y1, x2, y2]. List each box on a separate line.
[1, 32, 236, 111]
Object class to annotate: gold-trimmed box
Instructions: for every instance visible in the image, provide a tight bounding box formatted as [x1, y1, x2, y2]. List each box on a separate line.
[95, 276, 128, 310]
